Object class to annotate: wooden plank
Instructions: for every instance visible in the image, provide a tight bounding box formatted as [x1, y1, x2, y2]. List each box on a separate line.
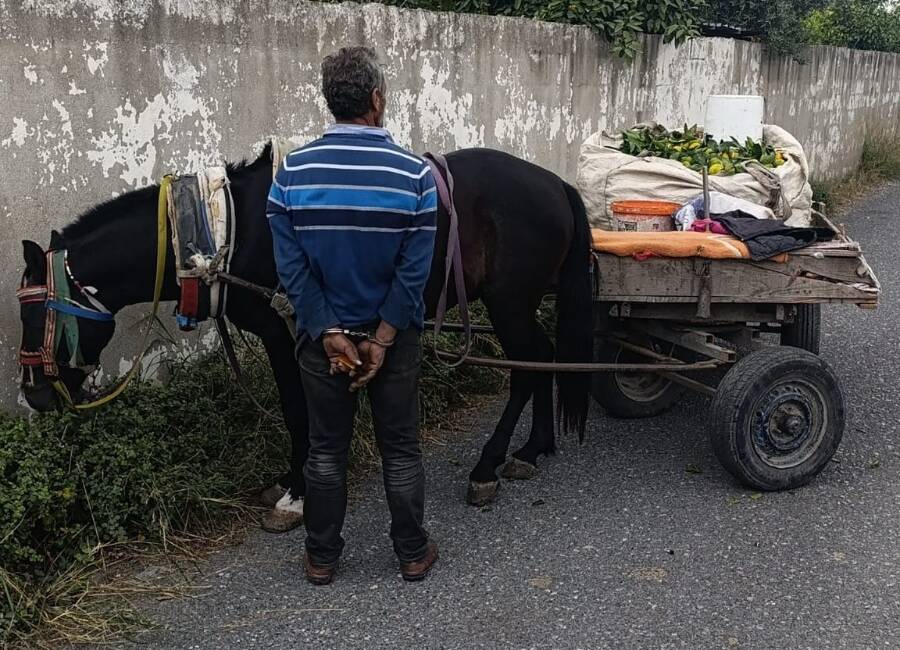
[791, 248, 863, 258]
[596, 255, 878, 304]
[753, 256, 871, 285]
[631, 320, 736, 362]
[606, 302, 783, 323]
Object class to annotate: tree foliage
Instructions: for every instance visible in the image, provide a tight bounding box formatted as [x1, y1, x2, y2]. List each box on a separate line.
[704, 0, 900, 57]
[386, 0, 705, 58]
[806, 0, 900, 53]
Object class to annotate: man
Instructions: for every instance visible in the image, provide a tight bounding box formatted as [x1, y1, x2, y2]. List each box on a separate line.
[266, 46, 439, 585]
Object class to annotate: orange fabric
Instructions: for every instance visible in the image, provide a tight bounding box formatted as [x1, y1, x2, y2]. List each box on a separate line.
[591, 229, 788, 263]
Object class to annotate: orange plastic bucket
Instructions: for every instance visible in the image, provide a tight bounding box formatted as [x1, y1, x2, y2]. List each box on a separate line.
[611, 200, 680, 232]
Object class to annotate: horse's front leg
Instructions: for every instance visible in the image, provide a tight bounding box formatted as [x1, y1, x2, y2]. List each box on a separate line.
[257, 326, 310, 533]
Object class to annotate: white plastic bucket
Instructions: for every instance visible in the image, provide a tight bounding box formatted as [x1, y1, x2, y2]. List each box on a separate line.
[705, 95, 764, 143]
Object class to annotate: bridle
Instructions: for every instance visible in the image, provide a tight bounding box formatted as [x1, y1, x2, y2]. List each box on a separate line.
[16, 248, 114, 386]
[16, 176, 171, 411]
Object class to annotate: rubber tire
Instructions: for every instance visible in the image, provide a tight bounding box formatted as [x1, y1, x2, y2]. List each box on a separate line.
[591, 339, 685, 419]
[710, 347, 844, 491]
[781, 304, 821, 355]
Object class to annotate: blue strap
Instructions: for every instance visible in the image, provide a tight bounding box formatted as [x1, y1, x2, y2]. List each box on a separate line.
[46, 300, 115, 322]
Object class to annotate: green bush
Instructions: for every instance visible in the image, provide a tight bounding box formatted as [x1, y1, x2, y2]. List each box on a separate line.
[0, 355, 285, 580]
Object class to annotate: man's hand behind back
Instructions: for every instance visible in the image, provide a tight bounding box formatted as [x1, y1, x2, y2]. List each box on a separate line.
[350, 340, 386, 392]
[323, 333, 362, 376]
[350, 321, 396, 391]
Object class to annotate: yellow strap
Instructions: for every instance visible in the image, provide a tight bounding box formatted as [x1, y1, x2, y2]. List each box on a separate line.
[54, 175, 172, 411]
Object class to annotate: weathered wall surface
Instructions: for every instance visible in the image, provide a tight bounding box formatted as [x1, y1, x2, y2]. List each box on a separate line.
[2, 0, 900, 409]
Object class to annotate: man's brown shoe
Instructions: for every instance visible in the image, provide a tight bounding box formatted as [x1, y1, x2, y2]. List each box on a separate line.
[400, 542, 439, 582]
[304, 556, 335, 586]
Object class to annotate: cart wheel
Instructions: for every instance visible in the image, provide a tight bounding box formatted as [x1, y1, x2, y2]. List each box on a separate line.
[781, 304, 821, 354]
[591, 339, 685, 418]
[710, 347, 843, 491]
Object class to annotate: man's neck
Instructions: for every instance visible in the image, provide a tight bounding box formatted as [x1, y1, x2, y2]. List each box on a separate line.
[338, 117, 378, 127]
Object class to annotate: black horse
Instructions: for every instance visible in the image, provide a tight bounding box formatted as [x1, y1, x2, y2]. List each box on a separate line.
[18, 144, 592, 515]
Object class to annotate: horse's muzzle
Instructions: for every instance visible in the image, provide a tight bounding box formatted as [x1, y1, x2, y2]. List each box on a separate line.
[21, 382, 60, 412]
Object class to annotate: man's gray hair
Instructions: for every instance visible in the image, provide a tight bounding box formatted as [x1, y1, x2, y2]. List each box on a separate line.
[321, 47, 385, 120]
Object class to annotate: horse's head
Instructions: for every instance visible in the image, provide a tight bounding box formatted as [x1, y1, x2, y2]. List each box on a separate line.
[18, 236, 116, 412]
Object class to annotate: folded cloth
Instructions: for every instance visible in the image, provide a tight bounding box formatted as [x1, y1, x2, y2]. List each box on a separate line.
[592, 229, 788, 262]
[714, 215, 833, 261]
[690, 219, 729, 235]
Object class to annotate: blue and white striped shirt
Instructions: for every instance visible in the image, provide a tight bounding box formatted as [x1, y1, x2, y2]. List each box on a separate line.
[266, 125, 438, 339]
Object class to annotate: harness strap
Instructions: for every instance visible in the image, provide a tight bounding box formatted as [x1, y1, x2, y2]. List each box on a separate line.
[46, 299, 115, 322]
[42, 251, 60, 377]
[425, 153, 472, 367]
[16, 286, 47, 303]
[19, 351, 43, 367]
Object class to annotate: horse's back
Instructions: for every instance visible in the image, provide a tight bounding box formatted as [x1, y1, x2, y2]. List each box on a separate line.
[443, 148, 580, 294]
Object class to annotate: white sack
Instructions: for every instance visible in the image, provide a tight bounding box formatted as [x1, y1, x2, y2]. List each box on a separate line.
[576, 124, 813, 230]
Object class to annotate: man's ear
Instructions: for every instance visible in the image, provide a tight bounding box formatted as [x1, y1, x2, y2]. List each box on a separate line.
[372, 86, 384, 115]
[22, 240, 46, 281]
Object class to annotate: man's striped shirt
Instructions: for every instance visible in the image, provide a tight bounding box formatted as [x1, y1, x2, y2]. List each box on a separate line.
[266, 125, 438, 339]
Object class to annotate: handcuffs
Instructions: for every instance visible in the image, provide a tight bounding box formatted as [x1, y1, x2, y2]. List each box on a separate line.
[322, 327, 395, 348]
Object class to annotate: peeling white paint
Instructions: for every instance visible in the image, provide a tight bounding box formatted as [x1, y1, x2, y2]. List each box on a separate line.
[162, 51, 200, 90]
[52, 100, 73, 138]
[85, 41, 109, 76]
[415, 58, 483, 150]
[23, 63, 38, 84]
[1, 118, 30, 148]
[68, 80, 86, 95]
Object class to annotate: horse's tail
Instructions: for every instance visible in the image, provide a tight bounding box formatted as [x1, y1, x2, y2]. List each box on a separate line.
[555, 182, 593, 441]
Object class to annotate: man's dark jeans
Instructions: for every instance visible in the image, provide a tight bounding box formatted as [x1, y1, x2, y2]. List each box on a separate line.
[298, 328, 428, 568]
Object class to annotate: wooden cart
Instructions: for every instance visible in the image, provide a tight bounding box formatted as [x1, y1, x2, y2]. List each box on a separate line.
[590, 210, 879, 490]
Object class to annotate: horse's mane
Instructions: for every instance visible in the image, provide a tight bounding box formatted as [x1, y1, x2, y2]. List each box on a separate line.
[60, 141, 273, 243]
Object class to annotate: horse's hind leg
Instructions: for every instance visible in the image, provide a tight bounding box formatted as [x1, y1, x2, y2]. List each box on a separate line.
[502, 324, 554, 480]
[467, 297, 549, 505]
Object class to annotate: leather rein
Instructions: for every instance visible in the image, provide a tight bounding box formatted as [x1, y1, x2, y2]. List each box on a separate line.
[424, 152, 472, 366]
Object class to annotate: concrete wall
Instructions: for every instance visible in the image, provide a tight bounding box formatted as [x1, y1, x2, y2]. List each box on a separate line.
[2, 0, 900, 409]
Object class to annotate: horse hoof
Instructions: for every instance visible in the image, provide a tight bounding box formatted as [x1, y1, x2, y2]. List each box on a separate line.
[261, 495, 304, 534]
[501, 457, 539, 480]
[257, 482, 287, 509]
[261, 508, 304, 534]
[466, 480, 500, 507]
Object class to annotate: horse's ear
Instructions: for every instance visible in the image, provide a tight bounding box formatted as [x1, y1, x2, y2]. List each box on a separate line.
[49, 229, 63, 249]
[22, 240, 46, 278]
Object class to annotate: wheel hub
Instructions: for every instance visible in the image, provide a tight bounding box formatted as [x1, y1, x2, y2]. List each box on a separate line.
[752, 381, 826, 469]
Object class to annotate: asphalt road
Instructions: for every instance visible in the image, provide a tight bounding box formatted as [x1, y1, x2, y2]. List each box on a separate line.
[126, 187, 899, 650]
